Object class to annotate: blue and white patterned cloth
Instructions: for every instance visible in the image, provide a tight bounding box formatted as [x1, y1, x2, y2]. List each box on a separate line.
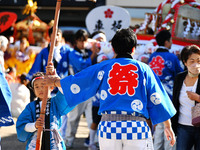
[98, 120, 151, 140]
[98, 111, 151, 140]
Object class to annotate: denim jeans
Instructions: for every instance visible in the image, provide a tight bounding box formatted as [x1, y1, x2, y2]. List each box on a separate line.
[177, 124, 200, 150]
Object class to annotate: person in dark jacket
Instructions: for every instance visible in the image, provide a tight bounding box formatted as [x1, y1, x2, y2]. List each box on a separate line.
[171, 45, 200, 150]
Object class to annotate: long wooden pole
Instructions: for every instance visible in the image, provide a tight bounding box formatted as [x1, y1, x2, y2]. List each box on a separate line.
[35, 0, 62, 149]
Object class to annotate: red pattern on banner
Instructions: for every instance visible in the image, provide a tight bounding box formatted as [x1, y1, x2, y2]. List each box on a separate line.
[104, 9, 113, 18]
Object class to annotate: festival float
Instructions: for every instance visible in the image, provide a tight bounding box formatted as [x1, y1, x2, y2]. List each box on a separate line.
[134, 0, 200, 60]
[13, 0, 50, 46]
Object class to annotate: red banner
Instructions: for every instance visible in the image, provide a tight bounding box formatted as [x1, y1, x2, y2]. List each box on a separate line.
[0, 12, 17, 33]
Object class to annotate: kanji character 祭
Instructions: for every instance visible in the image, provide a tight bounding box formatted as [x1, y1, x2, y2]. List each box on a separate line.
[149, 55, 165, 76]
[108, 63, 138, 96]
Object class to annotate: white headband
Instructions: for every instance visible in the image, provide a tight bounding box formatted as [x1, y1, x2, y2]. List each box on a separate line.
[31, 77, 44, 87]
[92, 33, 106, 41]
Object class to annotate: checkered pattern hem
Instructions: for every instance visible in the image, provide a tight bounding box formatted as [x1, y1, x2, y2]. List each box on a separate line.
[98, 120, 151, 140]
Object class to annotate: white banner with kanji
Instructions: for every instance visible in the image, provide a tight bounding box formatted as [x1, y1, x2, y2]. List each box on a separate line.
[86, 5, 131, 41]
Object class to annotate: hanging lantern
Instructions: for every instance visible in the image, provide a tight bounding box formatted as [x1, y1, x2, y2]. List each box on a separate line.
[170, 19, 175, 24]
[180, 0, 185, 4]
[166, 25, 171, 30]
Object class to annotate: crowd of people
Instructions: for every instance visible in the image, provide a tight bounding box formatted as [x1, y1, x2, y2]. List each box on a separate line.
[0, 26, 200, 150]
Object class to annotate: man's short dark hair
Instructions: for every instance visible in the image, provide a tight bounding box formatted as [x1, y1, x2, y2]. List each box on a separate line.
[155, 30, 171, 46]
[111, 28, 137, 55]
[75, 29, 88, 41]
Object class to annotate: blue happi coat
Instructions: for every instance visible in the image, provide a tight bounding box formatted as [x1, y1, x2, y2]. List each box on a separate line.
[61, 57, 176, 126]
[27, 44, 70, 80]
[16, 91, 75, 150]
[68, 47, 93, 75]
[0, 65, 14, 127]
[148, 48, 183, 99]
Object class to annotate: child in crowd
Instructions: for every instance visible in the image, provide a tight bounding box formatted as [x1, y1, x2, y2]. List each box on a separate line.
[16, 70, 75, 150]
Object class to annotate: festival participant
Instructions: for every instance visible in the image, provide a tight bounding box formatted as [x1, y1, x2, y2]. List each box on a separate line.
[64, 29, 97, 148]
[88, 30, 107, 150]
[42, 28, 176, 150]
[0, 65, 14, 149]
[148, 30, 183, 150]
[16, 71, 75, 150]
[26, 28, 70, 81]
[171, 45, 200, 150]
[26, 28, 70, 102]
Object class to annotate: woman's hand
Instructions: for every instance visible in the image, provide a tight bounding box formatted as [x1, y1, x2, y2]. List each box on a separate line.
[186, 91, 200, 102]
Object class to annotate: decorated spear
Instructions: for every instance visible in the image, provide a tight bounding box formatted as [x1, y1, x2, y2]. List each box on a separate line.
[35, 0, 62, 149]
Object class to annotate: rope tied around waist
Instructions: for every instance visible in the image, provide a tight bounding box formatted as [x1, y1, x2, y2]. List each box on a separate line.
[101, 114, 146, 122]
[43, 128, 63, 145]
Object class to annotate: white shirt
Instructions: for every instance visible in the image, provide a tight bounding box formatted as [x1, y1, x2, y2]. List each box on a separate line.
[178, 80, 198, 126]
[10, 83, 30, 118]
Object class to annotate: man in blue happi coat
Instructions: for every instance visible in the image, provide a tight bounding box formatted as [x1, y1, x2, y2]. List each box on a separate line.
[41, 28, 176, 150]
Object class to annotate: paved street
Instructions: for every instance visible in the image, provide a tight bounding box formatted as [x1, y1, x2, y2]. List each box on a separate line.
[0, 116, 89, 150]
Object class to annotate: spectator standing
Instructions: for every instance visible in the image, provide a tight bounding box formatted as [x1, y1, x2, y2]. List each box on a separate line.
[148, 30, 183, 150]
[42, 28, 176, 150]
[171, 45, 200, 150]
